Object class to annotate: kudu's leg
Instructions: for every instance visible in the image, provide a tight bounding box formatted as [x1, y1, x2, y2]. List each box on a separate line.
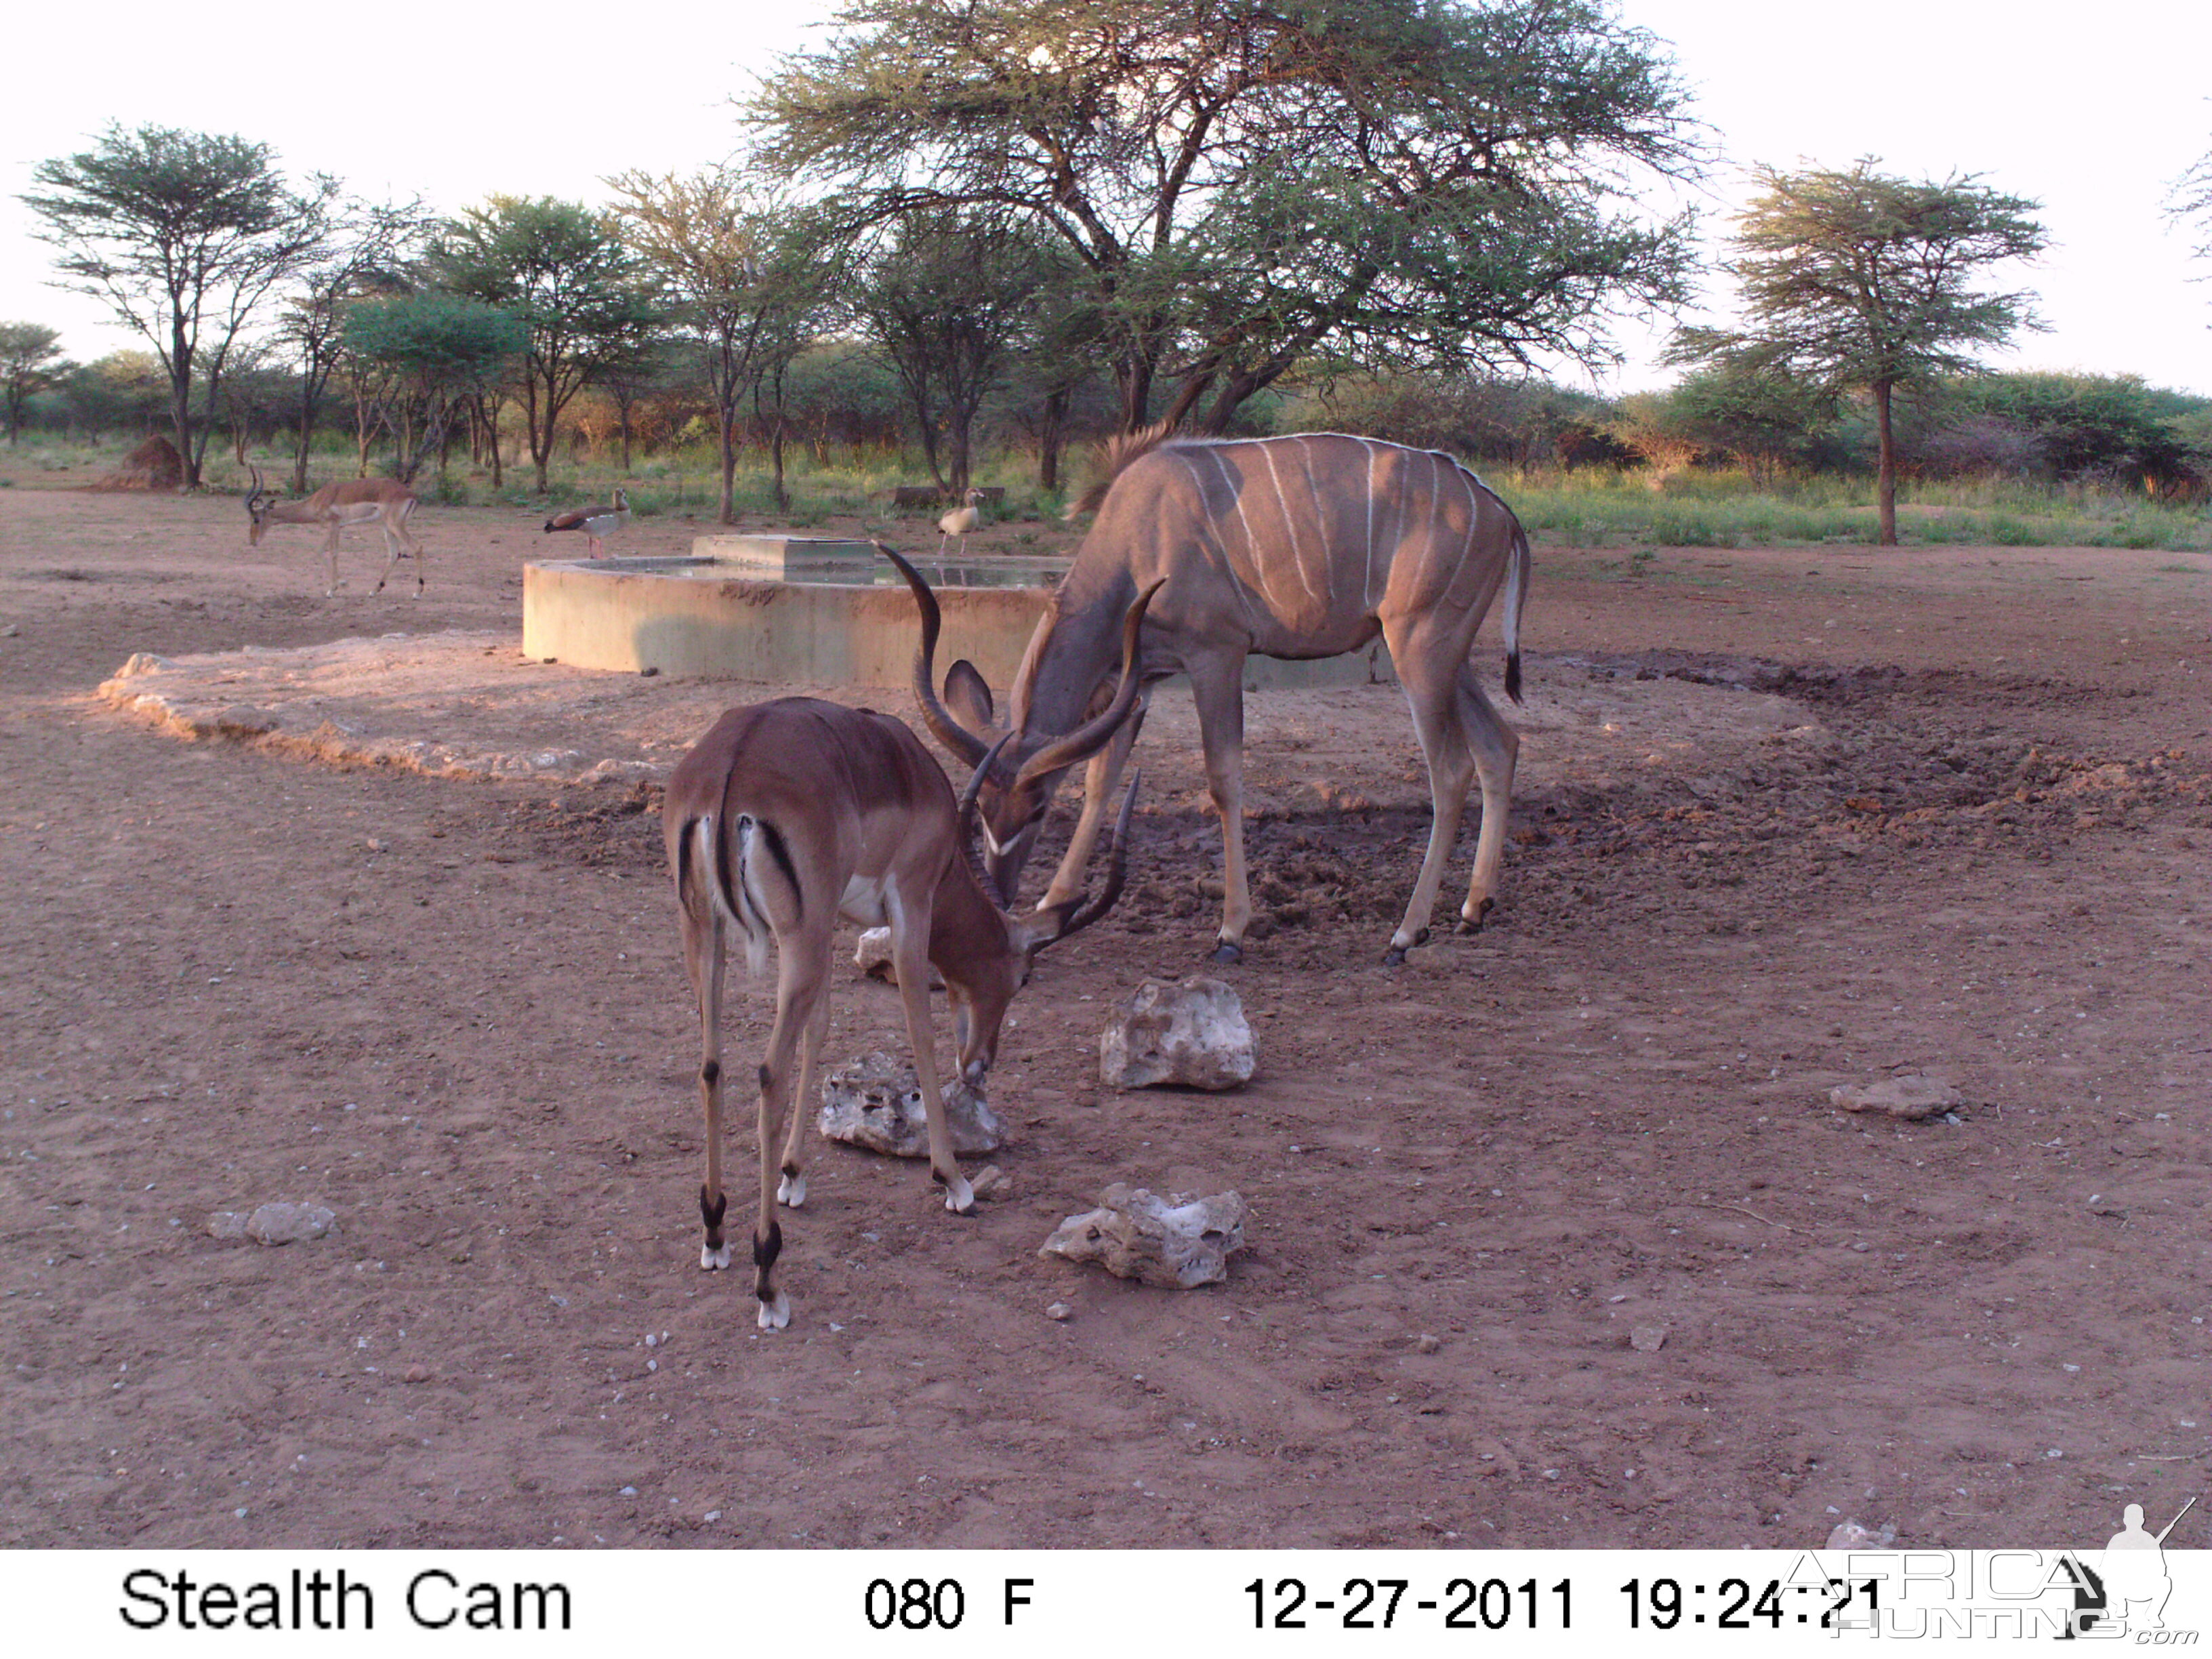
[750, 939, 829, 1329]
[1382, 619, 1479, 965]
[681, 903, 733, 1273]
[1036, 698, 1148, 912]
[888, 906, 973, 1214]
[1454, 667, 1519, 930]
[1187, 656, 1252, 963]
[776, 977, 831, 1209]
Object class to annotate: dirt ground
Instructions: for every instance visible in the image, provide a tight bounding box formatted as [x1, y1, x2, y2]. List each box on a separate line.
[1, 483, 2207, 1551]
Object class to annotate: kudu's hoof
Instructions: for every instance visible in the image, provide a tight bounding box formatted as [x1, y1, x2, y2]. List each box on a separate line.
[1208, 941, 1244, 965]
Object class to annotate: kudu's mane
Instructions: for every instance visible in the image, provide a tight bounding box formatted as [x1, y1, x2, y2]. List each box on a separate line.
[1062, 420, 1187, 519]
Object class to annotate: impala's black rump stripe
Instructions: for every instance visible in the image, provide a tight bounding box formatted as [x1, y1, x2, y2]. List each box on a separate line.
[758, 821, 802, 920]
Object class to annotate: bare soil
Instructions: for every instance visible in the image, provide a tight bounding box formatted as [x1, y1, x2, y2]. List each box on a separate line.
[1, 484, 2207, 1551]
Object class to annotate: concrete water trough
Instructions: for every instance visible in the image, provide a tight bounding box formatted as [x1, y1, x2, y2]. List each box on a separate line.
[522, 533, 1391, 690]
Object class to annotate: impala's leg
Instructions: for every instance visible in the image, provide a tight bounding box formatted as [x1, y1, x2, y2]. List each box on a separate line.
[1381, 617, 1478, 965]
[751, 939, 827, 1329]
[371, 522, 404, 596]
[1037, 697, 1147, 911]
[888, 907, 972, 1214]
[1186, 655, 1252, 963]
[777, 975, 830, 1208]
[680, 899, 733, 1273]
[1454, 666, 1520, 931]
[407, 508, 426, 597]
[323, 521, 345, 596]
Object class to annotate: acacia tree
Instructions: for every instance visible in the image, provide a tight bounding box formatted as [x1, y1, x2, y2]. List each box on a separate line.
[2170, 138, 2212, 316]
[342, 293, 527, 483]
[432, 197, 659, 493]
[1668, 161, 2047, 545]
[752, 0, 1700, 435]
[851, 211, 1051, 491]
[608, 171, 838, 516]
[22, 124, 340, 488]
[0, 323, 73, 445]
[272, 200, 428, 489]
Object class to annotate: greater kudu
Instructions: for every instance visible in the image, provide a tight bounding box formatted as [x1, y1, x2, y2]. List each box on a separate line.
[897, 430, 1530, 965]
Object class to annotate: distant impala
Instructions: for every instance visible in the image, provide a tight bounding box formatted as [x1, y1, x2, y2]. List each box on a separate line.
[904, 428, 1530, 965]
[243, 466, 425, 596]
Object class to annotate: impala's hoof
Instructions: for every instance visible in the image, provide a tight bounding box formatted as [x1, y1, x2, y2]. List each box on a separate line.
[756, 1291, 790, 1330]
[1382, 945, 1407, 966]
[777, 1171, 806, 1208]
[1458, 897, 1495, 933]
[937, 1172, 976, 1215]
[1208, 941, 1244, 965]
[700, 1242, 731, 1271]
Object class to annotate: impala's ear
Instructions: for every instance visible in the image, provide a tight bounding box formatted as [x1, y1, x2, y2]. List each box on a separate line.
[943, 659, 997, 735]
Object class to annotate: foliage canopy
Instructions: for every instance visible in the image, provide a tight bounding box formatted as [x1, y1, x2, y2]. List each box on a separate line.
[750, 0, 1703, 432]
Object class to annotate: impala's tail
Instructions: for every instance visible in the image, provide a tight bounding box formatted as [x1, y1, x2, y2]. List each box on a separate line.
[1502, 516, 1530, 705]
[678, 813, 804, 977]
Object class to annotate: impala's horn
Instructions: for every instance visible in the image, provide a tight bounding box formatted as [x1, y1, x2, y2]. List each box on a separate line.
[1036, 771, 1141, 947]
[956, 731, 1021, 893]
[876, 540, 992, 767]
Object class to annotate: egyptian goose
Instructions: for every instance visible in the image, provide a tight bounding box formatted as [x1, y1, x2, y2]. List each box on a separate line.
[544, 486, 632, 557]
[937, 487, 986, 554]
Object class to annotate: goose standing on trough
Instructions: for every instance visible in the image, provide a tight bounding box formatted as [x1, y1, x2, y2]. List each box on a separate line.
[937, 487, 985, 555]
[544, 485, 632, 558]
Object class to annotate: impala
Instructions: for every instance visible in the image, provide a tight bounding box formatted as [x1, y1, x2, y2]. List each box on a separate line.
[661, 558, 1155, 1330]
[903, 428, 1531, 966]
[243, 466, 426, 596]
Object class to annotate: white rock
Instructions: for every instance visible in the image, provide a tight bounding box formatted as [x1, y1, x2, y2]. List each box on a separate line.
[243, 1202, 335, 1245]
[853, 927, 943, 987]
[817, 1050, 1002, 1157]
[1629, 1325, 1670, 1353]
[1040, 1184, 1248, 1289]
[1825, 1518, 1898, 1549]
[1830, 1075, 1961, 1120]
[1099, 977, 1256, 1091]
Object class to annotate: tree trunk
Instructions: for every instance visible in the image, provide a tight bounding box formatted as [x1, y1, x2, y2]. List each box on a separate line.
[1037, 386, 1067, 492]
[168, 312, 199, 491]
[1874, 378, 1898, 547]
[291, 405, 314, 494]
[718, 412, 737, 526]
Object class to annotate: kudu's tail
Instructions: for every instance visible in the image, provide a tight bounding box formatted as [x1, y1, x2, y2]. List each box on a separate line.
[1502, 516, 1530, 705]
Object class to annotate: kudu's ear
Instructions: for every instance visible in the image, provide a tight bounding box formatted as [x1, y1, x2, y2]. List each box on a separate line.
[943, 659, 997, 736]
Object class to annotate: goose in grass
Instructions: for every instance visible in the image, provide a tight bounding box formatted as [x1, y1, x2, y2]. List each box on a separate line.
[544, 487, 632, 558]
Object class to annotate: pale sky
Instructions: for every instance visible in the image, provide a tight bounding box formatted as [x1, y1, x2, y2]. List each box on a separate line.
[4, 0, 2208, 397]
